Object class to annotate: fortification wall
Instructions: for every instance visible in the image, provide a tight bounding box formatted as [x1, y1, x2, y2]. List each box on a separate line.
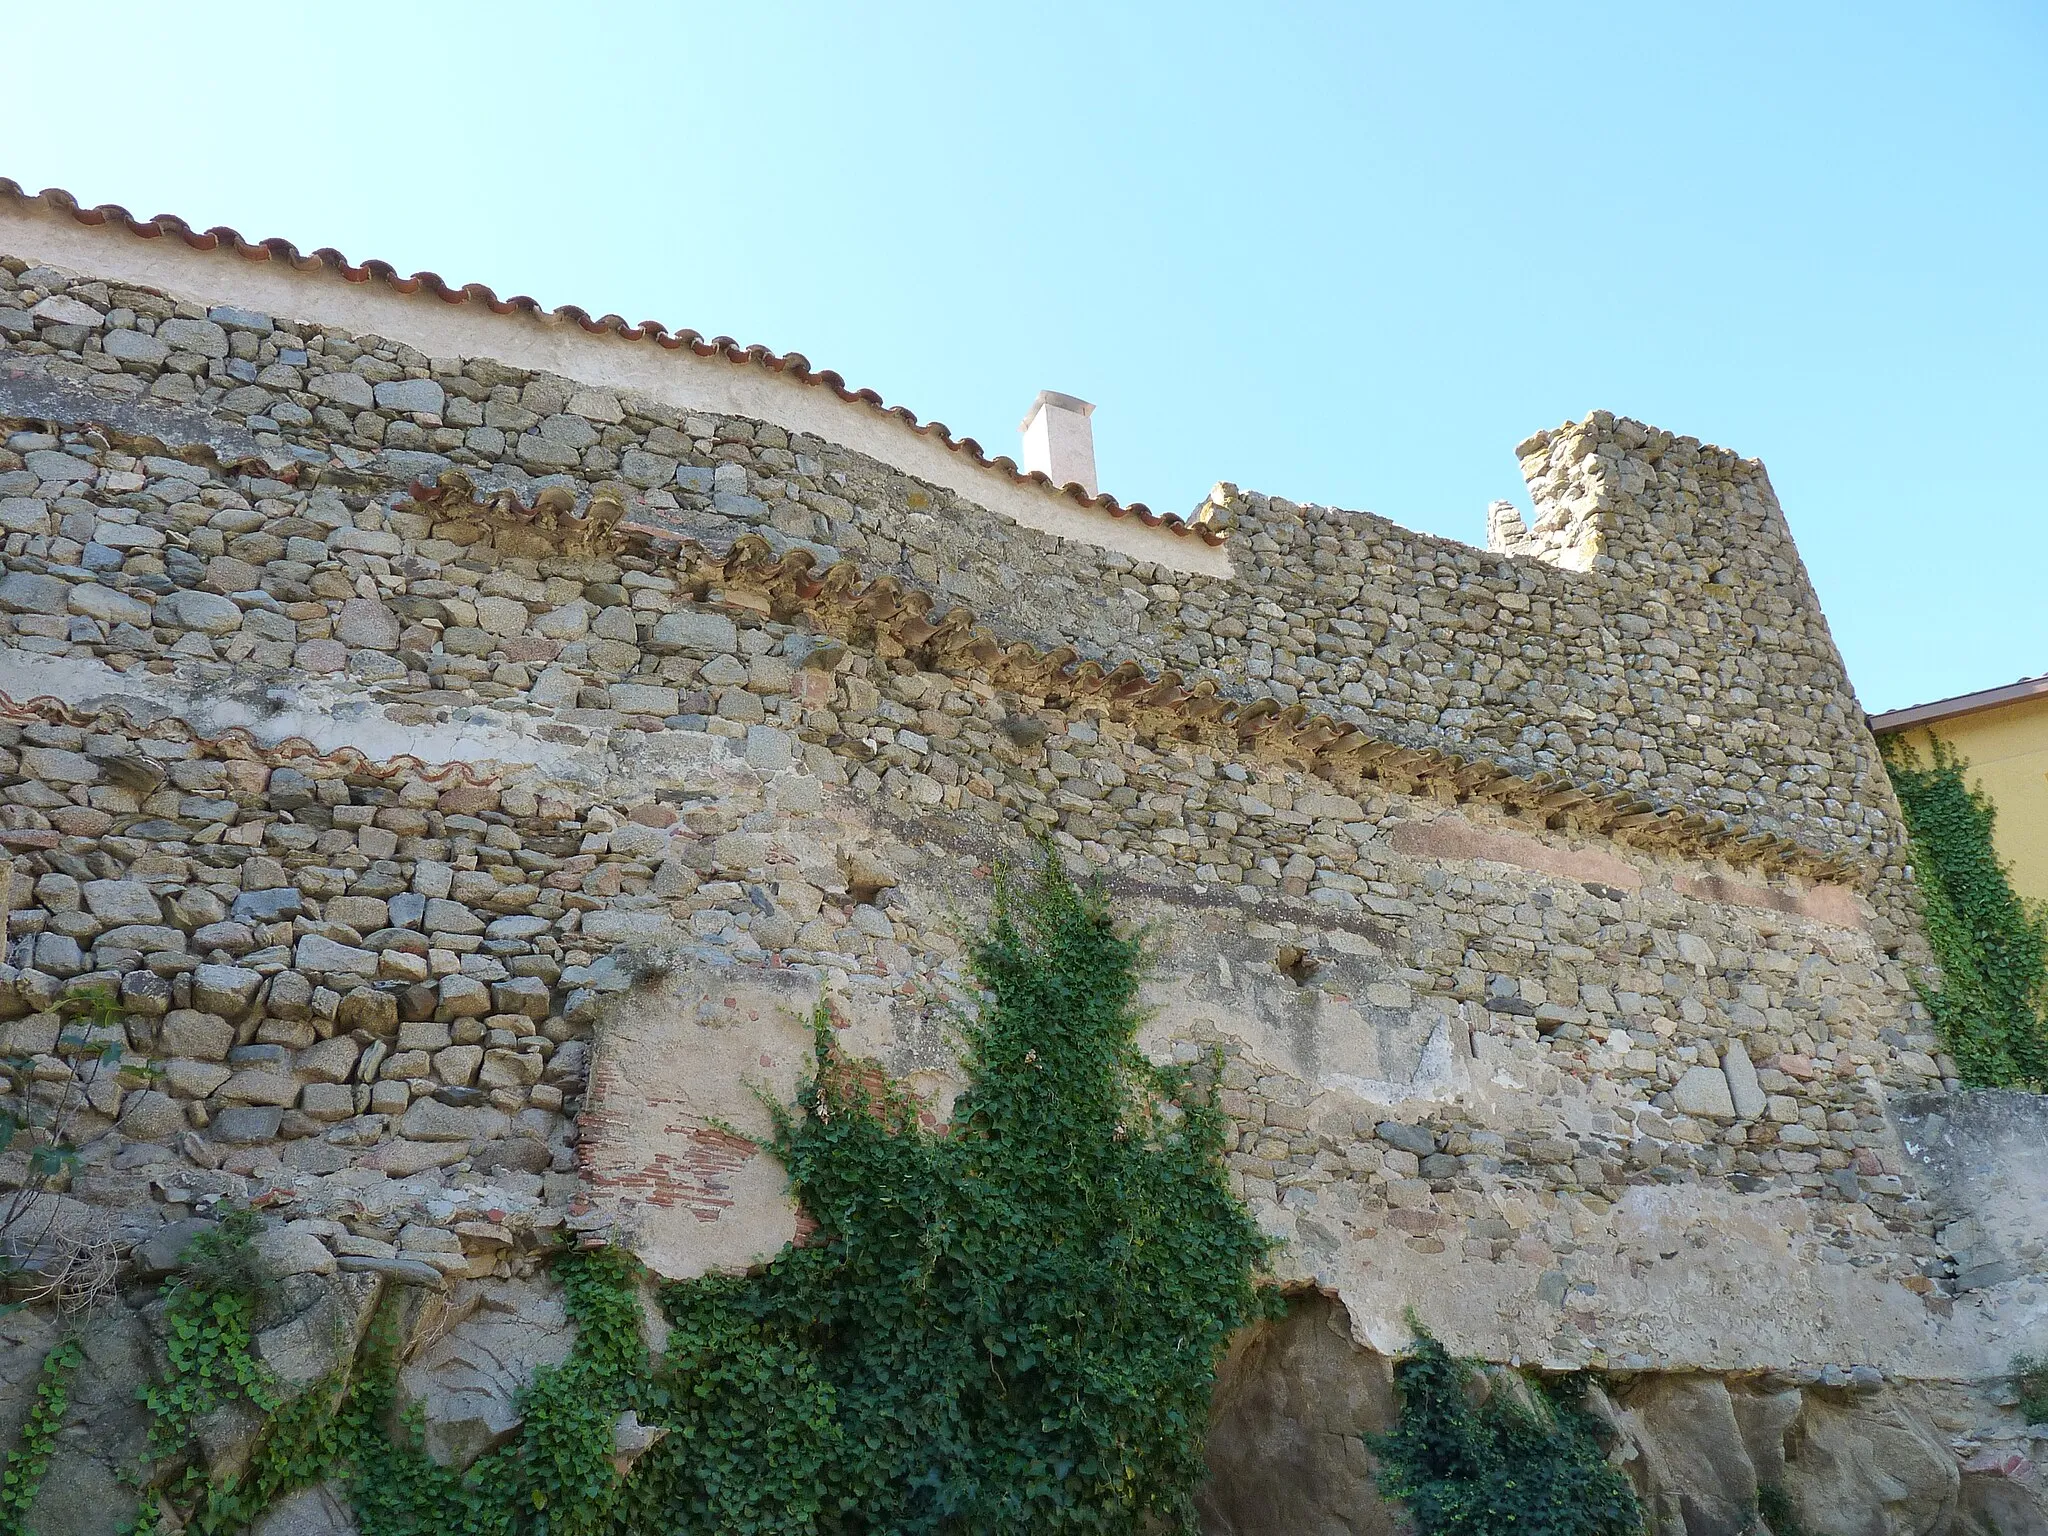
[0, 190, 1898, 873]
[0, 239, 2036, 1511]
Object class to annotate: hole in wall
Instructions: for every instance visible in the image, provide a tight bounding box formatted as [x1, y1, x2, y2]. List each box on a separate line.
[1275, 946, 1320, 986]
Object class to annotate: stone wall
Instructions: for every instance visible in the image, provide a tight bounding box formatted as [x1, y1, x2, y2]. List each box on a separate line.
[0, 241, 1901, 881]
[0, 236, 2037, 1533]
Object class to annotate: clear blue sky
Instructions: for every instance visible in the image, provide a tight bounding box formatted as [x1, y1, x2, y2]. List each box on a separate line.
[4, 2, 2042, 712]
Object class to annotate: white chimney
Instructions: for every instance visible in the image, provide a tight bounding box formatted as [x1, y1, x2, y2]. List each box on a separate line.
[1018, 390, 1098, 497]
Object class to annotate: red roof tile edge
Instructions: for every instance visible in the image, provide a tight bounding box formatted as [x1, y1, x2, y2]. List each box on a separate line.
[0, 180, 1225, 546]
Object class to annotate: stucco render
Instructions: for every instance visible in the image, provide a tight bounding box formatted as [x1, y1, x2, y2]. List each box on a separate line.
[1885, 696, 2048, 905]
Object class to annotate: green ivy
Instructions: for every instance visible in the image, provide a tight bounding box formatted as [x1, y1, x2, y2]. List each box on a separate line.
[687, 848, 1275, 1532]
[180, 1371, 357, 1536]
[141, 1209, 279, 1462]
[2012, 1352, 2048, 1425]
[131, 850, 1267, 1536]
[0, 1333, 82, 1535]
[1757, 1483, 1808, 1536]
[1369, 1323, 1641, 1536]
[1882, 737, 2048, 1088]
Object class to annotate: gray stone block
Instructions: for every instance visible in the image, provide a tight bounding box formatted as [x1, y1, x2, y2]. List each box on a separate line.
[648, 609, 736, 655]
[1375, 1122, 1438, 1157]
[117, 1090, 186, 1142]
[745, 724, 794, 772]
[103, 328, 171, 366]
[211, 1105, 285, 1143]
[233, 887, 305, 924]
[1673, 1065, 1737, 1119]
[0, 572, 69, 614]
[159, 589, 243, 635]
[336, 1254, 446, 1288]
[295, 934, 378, 976]
[399, 1098, 484, 1142]
[208, 305, 275, 335]
[193, 964, 263, 1015]
[1722, 1038, 1767, 1120]
[131, 1216, 217, 1279]
[374, 378, 446, 414]
[157, 317, 229, 357]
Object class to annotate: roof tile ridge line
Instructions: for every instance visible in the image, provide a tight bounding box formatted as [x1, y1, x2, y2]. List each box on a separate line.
[0, 177, 1224, 544]
[677, 530, 1872, 885]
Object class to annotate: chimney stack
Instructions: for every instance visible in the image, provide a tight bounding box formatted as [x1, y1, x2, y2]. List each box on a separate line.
[1019, 390, 1097, 497]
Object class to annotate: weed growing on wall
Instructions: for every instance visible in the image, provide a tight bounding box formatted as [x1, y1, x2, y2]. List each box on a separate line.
[0, 986, 135, 1311]
[1882, 738, 2048, 1088]
[130, 850, 1271, 1535]
[1756, 1485, 1808, 1536]
[1370, 1323, 1641, 1536]
[2013, 1352, 2048, 1425]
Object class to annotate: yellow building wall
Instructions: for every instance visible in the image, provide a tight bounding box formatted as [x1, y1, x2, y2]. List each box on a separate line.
[1891, 693, 2048, 906]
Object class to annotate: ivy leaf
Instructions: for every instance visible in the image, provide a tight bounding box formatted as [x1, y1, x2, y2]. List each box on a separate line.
[26, 1143, 76, 1181]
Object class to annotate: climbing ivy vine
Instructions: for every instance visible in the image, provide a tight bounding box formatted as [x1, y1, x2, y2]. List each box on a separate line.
[1882, 737, 2048, 1088]
[681, 847, 1277, 1532]
[0, 1333, 81, 1535]
[141, 1210, 279, 1461]
[1369, 1323, 1641, 1536]
[131, 850, 1273, 1535]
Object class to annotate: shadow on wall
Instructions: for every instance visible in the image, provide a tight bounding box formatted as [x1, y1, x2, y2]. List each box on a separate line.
[1198, 1291, 1405, 1536]
[1197, 1294, 2042, 1536]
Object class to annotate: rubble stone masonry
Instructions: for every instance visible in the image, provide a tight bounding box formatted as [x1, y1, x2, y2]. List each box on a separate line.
[0, 215, 2033, 1433]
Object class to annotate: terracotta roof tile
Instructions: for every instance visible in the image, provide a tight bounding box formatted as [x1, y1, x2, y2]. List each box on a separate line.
[0, 179, 1224, 544]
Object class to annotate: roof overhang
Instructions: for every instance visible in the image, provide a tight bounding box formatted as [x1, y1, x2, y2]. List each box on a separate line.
[1868, 675, 2048, 734]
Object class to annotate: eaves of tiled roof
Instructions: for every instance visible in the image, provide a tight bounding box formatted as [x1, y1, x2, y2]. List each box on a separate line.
[0, 179, 1224, 545]
[1868, 674, 2048, 734]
